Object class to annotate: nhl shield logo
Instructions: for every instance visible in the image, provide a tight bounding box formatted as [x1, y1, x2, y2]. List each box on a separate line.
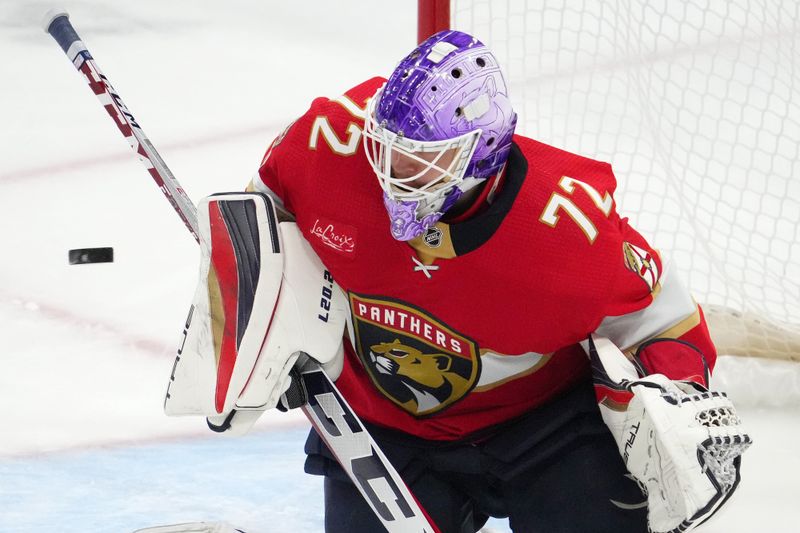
[349, 293, 480, 417]
[423, 227, 443, 248]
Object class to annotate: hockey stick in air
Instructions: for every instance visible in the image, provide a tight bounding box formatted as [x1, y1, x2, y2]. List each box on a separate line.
[42, 10, 436, 533]
[41, 11, 199, 241]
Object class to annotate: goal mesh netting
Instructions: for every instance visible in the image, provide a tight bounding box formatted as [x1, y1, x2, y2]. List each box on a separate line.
[446, 0, 799, 360]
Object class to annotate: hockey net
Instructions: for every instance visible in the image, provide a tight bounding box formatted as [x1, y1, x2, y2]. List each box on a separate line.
[420, 0, 800, 405]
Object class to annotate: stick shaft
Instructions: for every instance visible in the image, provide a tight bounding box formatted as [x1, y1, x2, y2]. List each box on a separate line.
[300, 368, 436, 532]
[43, 10, 200, 240]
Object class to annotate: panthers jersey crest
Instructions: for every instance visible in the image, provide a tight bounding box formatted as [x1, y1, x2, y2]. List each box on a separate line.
[349, 293, 480, 417]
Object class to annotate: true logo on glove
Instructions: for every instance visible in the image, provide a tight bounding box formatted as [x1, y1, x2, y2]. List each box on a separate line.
[623, 421, 640, 464]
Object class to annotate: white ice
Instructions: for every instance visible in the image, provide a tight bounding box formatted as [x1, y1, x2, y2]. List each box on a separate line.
[0, 1, 798, 532]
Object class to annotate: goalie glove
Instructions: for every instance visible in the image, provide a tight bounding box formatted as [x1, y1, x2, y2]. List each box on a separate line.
[589, 335, 752, 533]
[164, 193, 347, 434]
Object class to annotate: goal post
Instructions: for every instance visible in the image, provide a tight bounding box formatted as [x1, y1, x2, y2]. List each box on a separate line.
[418, 0, 800, 364]
[417, 0, 450, 44]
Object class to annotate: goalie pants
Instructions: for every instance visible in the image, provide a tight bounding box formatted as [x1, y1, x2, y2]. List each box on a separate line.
[304, 378, 648, 533]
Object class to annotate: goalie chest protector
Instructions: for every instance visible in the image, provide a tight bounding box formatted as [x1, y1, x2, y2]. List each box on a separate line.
[256, 77, 661, 441]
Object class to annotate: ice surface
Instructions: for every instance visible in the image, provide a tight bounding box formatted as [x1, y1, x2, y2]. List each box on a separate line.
[0, 1, 797, 531]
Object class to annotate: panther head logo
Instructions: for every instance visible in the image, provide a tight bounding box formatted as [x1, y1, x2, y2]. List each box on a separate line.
[369, 339, 474, 415]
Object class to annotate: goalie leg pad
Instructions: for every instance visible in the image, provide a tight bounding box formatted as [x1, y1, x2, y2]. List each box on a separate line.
[165, 192, 284, 417]
[165, 193, 348, 436]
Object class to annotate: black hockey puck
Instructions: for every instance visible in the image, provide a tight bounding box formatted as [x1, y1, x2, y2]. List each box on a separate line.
[68, 247, 114, 265]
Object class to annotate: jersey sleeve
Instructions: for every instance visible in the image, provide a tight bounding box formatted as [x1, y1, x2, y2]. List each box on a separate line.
[594, 214, 717, 386]
[246, 77, 385, 221]
[248, 98, 330, 218]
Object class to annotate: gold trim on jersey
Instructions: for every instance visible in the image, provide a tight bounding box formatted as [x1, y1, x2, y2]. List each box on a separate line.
[623, 305, 702, 357]
[407, 222, 456, 265]
[600, 396, 630, 413]
[335, 94, 370, 119]
[650, 279, 663, 300]
[472, 350, 552, 392]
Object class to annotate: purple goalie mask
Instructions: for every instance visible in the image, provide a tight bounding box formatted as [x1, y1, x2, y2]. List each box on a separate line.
[363, 30, 518, 241]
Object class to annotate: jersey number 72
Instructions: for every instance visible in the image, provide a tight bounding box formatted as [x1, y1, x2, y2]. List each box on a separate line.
[539, 176, 613, 244]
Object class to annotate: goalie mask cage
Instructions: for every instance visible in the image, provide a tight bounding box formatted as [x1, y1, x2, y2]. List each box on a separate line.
[418, 0, 800, 363]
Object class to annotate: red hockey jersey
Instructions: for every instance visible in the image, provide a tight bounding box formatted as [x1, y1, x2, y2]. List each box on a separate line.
[253, 77, 716, 441]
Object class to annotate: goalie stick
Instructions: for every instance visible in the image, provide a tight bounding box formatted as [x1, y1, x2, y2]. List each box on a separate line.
[42, 10, 436, 533]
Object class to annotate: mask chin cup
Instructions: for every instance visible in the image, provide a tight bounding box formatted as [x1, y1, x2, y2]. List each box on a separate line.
[383, 188, 464, 241]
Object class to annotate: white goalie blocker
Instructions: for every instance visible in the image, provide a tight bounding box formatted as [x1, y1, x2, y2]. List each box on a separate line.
[589, 335, 752, 533]
[164, 192, 347, 434]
